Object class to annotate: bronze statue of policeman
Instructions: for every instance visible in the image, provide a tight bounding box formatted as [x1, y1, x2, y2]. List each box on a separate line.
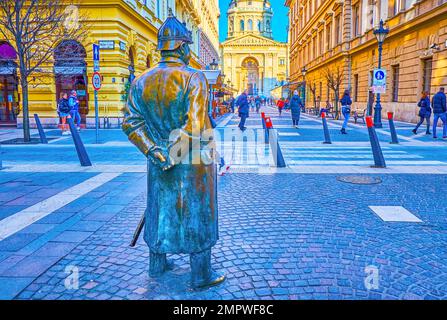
[122, 10, 225, 289]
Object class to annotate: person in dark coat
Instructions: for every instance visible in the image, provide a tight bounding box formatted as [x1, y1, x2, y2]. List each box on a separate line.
[236, 89, 249, 131]
[432, 87, 447, 139]
[413, 91, 431, 135]
[340, 90, 352, 134]
[290, 90, 303, 128]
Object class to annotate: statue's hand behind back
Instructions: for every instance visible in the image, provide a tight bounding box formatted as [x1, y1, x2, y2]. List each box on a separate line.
[148, 147, 175, 171]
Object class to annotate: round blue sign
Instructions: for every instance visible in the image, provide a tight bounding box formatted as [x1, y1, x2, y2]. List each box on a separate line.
[375, 70, 385, 80]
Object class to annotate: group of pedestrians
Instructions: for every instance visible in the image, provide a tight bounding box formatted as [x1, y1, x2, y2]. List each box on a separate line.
[234, 86, 447, 139]
[57, 90, 82, 135]
[413, 87, 447, 139]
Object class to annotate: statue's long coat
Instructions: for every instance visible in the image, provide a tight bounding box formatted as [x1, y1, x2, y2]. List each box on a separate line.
[122, 56, 218, 254]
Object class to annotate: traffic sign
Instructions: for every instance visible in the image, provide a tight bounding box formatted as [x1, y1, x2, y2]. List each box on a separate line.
[93, 44, 100, 72]
[93, 44, 100, 61]
[372, 68, 387, 94]
[92, 72, 101, 91]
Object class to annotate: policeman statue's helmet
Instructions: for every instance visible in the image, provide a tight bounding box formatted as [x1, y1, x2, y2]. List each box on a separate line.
[157, 8, 193, 51]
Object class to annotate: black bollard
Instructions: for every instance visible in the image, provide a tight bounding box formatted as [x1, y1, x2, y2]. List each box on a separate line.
[33, 114, 48, 144]
[321, 112, 332, 144]
[366, 116, 386, 168]
[387, 112, 399, 144]
[268, 129, 286, 168]
[261, 112, 269, 144]
[67, 117, 92, 167]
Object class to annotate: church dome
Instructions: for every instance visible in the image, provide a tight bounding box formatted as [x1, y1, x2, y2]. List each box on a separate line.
[227, 0, 273, 39]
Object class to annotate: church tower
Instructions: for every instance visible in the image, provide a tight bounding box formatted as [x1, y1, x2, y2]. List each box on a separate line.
[227, 0, 273, 40]
[221, 0, 289, 97]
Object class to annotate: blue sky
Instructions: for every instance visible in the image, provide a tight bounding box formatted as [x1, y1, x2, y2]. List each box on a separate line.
[219, 0, 289, 43]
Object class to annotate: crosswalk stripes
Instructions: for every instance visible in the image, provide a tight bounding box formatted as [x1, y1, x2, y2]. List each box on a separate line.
[215, 106, 447, 170]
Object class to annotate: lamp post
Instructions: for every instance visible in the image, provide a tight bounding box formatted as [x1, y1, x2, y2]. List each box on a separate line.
[373, 20, 389, 128]
[301, 67, 307, 106]
[203, 59, 221, 117]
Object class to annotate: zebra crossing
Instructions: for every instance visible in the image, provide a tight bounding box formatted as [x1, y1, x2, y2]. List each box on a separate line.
[215, 106, 447, 173]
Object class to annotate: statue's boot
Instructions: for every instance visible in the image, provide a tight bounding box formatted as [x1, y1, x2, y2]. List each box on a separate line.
[190, 249, 226, 289]
[149, 252, 174, 277]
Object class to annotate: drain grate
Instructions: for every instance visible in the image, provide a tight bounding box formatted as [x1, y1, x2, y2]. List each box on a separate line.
[337, 176, 382, 185]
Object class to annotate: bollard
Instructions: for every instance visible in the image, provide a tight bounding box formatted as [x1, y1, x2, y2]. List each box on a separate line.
[366, 116, 386, 168]
[387, 112, 399, 144]
[67, 117, 92, 167]
[264, 117, 286, 168]
[34, 114, 48, 144]
[321, 112, 332, 144]
[268, 129, 286, 168]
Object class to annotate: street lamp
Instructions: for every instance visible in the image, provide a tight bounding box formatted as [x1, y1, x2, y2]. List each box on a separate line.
[210, 58, 218, 71]
[203, 60, 221, 117]
[373, 19, 389, 128]
[301, 67, 307, 106]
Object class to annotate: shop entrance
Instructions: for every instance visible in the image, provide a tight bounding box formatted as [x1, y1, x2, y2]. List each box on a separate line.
[0, 41, 19, 126]
[54, 40, 88, 125]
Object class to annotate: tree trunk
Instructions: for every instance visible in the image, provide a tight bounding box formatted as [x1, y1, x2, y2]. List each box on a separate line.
[21, 77, 30, 142]
[334, 90, 340, 120]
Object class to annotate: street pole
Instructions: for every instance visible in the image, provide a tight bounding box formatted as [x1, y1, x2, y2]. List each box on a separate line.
[94, 89, 99, 144]
[374, 40, 383, 128]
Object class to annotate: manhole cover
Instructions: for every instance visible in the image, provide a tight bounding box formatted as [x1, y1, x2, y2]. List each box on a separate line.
[337, 176, 382, 185]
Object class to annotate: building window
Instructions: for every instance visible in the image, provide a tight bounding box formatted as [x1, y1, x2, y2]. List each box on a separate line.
[335, 15, 341, 45]
[257, 20, 262, 32]
[353, 74, 359, 102]
[422, 58, 433, 94]
[353, 4, 360, 37]
[240, 20, 245, 32]
[279, 58, 285, 66]
[248, 19, 253, 31]
[326, 24, 331, 50]
[392, 65, 400, 102]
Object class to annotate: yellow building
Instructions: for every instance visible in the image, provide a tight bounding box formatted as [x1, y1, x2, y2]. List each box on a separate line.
[220, 0, 289, 97]
[0, 0, 219, 128]
[286, 0, 447, 122]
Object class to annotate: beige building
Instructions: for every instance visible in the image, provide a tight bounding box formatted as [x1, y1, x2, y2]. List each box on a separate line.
[0, 0, 220, 128]
[221, 0, 288, 97]
[286, 0, 447, 122]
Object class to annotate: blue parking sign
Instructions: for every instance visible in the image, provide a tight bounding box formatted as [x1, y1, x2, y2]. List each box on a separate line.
[93, 44, 100, 62]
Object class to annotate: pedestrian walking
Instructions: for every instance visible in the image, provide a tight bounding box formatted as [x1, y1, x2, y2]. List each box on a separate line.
[413, 91, 432, 135]
[69, 90, 81, 131]
[290, 90, 303, 128]
[255, 96, 261, 113]
[340, 90, 352, 134]
[432, 87, 447, 139]
[57, 92, 71, 135]
[277, 98, 285, 116]
[230, 97, 235, 113]
[236, 89, 250, 131]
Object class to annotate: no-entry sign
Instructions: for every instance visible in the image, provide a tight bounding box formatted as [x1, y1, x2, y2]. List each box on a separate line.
[92, 72, 102, 91]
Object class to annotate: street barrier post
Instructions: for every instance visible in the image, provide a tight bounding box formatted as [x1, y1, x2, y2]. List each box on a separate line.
[366, 116, 386, 168]
[68, 117, 92, 167]
[321, 112, 332, 144]
[387, 112, 399, 144]
[34, 114, 48, 144]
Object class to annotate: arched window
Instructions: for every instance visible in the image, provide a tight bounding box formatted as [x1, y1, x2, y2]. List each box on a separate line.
[257, 20, 262, 32]
[240, 20, 245, 31]
[248, 19, 253, 31]
[266, 19, 271, 31]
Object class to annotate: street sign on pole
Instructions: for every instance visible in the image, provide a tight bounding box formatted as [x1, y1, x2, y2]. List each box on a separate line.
[93, 43, 100, 72]
[92, 72, 102, 91]
[92, 44, 100, 143]
[372, 68, 387, 94]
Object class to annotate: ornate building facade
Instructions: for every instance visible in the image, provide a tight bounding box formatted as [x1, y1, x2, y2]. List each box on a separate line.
[221, 0, 288, 97]
[286, 0, 447, 122]
[0, 0, 220, 128]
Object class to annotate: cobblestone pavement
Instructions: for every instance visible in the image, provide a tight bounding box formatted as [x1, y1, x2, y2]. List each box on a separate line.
[1, 107, 447, 300]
